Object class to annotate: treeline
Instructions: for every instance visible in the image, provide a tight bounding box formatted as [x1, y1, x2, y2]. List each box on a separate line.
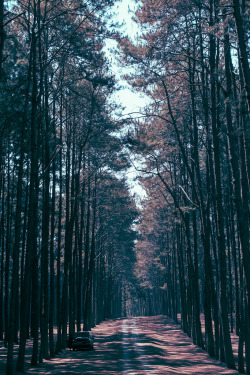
[0, 0, 138, 374]
[119, 0, 250, 373]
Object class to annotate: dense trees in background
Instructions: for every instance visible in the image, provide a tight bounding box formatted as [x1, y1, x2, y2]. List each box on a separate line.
[119, 0, 249, 373]
[0, 0, 138, 374]
[0, 0, 249, 374]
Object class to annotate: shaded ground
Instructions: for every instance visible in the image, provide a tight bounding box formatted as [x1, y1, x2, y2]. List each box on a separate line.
[0, 316, 241, 374]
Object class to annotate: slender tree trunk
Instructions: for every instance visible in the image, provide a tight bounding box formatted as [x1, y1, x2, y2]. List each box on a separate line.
[0, 171, 3, 341]
[209, 1, 235, 367]
[77, 181, 85, 331]
[0, 0, 5, 80]
[49, 97, 56, 358]
[17, 8, 39, 368]
[232, 0, 250, 111]
[40, 68, 50, 362]
[83, 183, 96, 331]
[61, 113, 71, 347]
[55, 77, 63, 354]
[6, 100, 26, 375]
[0, 135, 4, 340]
[4, 148, 11, 348]
[30, 32, 40, 369]
[176, 224, 188, 333]
[20, 164, 29, 341]
[83, 183, 91, 325]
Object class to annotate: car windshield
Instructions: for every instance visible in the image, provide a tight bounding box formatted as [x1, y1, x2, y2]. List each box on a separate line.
[74, 331, 90, 338]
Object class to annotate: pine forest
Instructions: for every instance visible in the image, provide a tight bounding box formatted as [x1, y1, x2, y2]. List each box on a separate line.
[0, 0, 249, 374]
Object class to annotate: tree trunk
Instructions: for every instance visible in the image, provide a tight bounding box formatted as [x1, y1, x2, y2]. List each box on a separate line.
[209, 1, 235, 367]
[6, 94, 26, 375]
[77, 181, 85, 332]
[83, 184, 96, 331]
[17, 11, 39, 369]
[40, 70, 50, 362]
[232, 0, 250, 111]
[4, 149, 11, 348]
[55, 78, 63, 354]
[49, 97, 56, 358]
[0, 0, 5, 80]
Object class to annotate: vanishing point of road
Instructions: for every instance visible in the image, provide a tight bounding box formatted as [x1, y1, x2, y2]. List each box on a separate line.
[21, 316, 240, 375]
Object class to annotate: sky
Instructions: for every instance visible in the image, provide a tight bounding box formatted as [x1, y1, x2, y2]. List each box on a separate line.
[104, 0, 148, 202]
[105, 0, 149, 117]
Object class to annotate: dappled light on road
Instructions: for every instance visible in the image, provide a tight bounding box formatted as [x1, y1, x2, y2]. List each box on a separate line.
[7, 316, 240, 375]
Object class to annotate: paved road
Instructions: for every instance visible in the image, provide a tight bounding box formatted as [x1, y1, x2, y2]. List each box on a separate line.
[1, 316, 241, 374]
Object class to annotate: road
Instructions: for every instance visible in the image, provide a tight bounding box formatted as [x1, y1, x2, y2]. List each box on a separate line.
[9, 316, 240, 374]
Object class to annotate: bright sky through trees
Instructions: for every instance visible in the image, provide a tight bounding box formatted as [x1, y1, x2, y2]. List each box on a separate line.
[105, 0, 149, 116]
[104, 0, 148, 200]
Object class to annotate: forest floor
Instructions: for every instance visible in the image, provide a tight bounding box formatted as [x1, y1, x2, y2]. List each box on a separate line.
[0, 315, 242, 374]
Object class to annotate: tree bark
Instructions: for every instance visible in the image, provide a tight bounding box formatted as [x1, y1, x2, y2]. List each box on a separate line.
[232, 0, 250, 111]
[17, 9, 39, 369]
[209, 1, 235, 367]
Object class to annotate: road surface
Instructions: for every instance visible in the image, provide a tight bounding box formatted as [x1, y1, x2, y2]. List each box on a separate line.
[26, 316, 240, 374]
[1, 316, 241, 374]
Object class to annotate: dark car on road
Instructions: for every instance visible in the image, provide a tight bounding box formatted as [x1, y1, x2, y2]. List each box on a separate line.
[71, 331, 94, 351]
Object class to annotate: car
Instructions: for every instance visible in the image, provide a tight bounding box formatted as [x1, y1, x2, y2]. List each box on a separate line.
[71, 331, 94, 351]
